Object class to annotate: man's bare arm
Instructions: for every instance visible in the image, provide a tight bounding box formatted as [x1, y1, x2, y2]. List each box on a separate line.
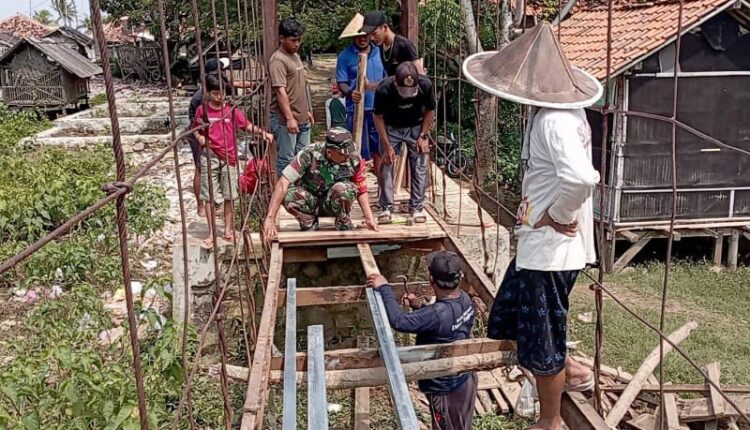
[263, 177, 291, 240]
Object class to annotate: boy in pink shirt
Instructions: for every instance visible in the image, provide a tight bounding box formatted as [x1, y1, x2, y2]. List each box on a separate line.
[193, 74, 273, 249]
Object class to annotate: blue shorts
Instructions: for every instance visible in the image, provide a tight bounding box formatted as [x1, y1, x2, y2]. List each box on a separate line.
[346, 110, 380, 161]
[487, 258, 579, 376]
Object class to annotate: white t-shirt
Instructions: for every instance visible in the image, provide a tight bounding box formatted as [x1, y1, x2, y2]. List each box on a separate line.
[514, 108, 600, 272]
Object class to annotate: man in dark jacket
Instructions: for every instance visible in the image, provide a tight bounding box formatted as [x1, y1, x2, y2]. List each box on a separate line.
[367, 251, 477, 430]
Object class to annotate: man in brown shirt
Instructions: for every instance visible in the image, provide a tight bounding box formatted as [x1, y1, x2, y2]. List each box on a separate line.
[270, 17, 315, 175]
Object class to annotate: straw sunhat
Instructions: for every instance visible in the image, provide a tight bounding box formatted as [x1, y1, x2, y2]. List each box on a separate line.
[339, 13, 366, 39]
[462, 22, 602, 109]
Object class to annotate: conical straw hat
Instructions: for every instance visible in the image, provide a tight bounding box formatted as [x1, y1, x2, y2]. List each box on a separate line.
[462, 22, 602, 109]
[339, 13, 366, 39]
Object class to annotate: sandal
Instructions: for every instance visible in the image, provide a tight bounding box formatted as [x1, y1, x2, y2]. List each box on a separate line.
[564, 377, 595, 392]
[377, 211, 392, 224]
[410, 211, 427, 224]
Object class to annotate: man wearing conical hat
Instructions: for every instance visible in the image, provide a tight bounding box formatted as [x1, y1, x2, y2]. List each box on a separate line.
[335, 13, 387, 168]
[463, 23, 601, 430]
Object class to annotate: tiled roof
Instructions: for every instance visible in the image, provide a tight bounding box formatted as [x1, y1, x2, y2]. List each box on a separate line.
[0, 13, 55, 38]
[558, 0, 734, 79]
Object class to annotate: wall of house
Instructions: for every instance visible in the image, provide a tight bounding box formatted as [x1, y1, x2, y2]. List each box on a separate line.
[612, 12, 750, 222]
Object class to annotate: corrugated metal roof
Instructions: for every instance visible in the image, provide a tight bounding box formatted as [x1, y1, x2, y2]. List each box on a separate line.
[47, 26, 94, 47]
[0, 37, 102, 79]
[557, 0, 737, 79]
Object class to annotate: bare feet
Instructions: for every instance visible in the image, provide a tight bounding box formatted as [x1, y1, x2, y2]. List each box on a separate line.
[201, 236, 215, 250]
[197, 203, 206, 218]
[222, 232, 237, 243]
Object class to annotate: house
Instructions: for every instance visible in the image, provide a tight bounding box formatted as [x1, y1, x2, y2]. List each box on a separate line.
[0, 33, 18, 57]
[45, 26, 96, 60]
[558, 0, 750, 271]
[0, 37, 102, 112]
[0, 13, 54, 38]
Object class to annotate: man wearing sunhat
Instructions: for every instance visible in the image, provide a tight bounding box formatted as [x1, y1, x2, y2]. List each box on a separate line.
[463, 23, 601, 430]
[336, 13, 387, 166]
[373, 61, 436, 224]
[262, 128, 378, 240]
[367, 250, 477, 430]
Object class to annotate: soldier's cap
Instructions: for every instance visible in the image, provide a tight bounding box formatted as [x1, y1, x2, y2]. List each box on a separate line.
[325, 127, 356, 154]
[425, 250, 462, 289]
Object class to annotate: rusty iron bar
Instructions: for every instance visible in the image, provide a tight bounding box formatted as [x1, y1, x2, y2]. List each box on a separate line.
[88, 0, 149, 427]
[658, 1, 686, 427]
[155, 0, 196, 427]
[471, 94, 491, 275]
[581, 271, 750, 424]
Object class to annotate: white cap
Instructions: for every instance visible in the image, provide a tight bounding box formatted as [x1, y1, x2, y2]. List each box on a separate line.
[219, 58, 230, 70]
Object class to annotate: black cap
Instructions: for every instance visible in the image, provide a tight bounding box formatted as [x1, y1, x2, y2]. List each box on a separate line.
[360, 10, 387, 34]
[426, 251, 462, 289]
[395, 62, 419, 87]
[325, 127, 355, 154]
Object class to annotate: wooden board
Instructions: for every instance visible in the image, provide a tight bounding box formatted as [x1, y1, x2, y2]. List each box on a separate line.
[308, 325, 328, 430]
[706, 362, 725, 418]
[678, 395, 750, 422]
[354, 337, 370, 430]
[282, 278, 297, 430]
[240, 244, 283, 430]
[278, 282, 432, 308]
[560, 391, 611, 430]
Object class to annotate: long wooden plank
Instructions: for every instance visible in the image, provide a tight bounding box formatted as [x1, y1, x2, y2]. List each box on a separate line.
[270, 337, 513, 372]
[706, 362, 725, 418]
[359, 243, 420, 429]
[352, 53, 367, 152]
[602, 384, 750, 394]
[241, 244, 283, 430]
[560, 391, 611, 430]
[308, 324, 328, 429]
[679, 395, 750, 422]
[354, 337, 370, 430]
[225, 350, 512, 389]
[277, 281, 431, 307]
[282, 278, 297, 430]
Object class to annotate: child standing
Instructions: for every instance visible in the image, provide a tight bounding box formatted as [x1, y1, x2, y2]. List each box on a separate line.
[193, 74, 273, 249]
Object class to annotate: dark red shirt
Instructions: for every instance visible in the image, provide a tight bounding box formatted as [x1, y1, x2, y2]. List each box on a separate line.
[192, 104, 249, 165]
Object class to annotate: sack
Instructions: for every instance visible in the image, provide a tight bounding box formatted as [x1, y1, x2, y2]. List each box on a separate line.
[239, 156, 269, 194]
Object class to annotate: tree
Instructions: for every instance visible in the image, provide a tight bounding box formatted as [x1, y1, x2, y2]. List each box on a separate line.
[33, 9, 55, 26]
[51, 0, 78, 27]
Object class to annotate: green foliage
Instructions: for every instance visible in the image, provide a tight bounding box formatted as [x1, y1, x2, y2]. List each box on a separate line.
[0, 104, 50, 155]
[91, 94, 108, 107]
[0, 285, 225, 429]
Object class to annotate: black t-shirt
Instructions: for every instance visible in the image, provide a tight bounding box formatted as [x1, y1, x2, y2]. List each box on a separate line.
[373, 75, 437, 129]
[381, 34, 418, 76]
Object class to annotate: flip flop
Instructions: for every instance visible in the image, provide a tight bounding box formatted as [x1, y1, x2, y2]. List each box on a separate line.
[377, 212, 393, 224]
[410, 212, 427, 224]
[564, 377, 595, 392]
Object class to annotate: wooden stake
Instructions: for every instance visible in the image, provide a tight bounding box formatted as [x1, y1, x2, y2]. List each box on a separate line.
[352, 53, 367, 153]
[605, 321, 699, 427]
[354, 337, 370, 430]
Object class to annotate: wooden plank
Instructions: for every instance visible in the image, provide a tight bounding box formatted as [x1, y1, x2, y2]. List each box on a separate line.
[277, 226, 444, 245]
[560, 391, 611, 430]
[627, 413, 656, 430]
[354, 337, 370, 430]
[283, 247, 327, 263]
[619, 230, 641, 242]
[490, 388, 511, 414]
[241, 244, 283, 430]
[706, 362, 725, 418]
[492, 368, 522, 410]
[394, 150, 408, 196]
[308, 325, 328, 430]
[679, 395, 750, 422]
[359, 243, 420, 429]
[282, 278, 297, 430]
[613, 233, 654, 273]
[278, 281, 431, 308]
[602, 384, 750, 394]
[352, 53, 367, 153]
[478, 390, 497, 414]
[661, 391, 687, 430]
[225, 350, 512, 389]
[713, 235, 723, 266]
[475, 399, 487, 415]
[270, 337, 513, 372]
[728, 230, 739, 270]
[605, 321, 699, 427]
[400, 0, 419, 44]
[574, 356, 635, 383]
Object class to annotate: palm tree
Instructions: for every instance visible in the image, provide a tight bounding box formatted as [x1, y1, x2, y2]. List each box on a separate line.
[33, 9, 55, 26]
[78, 16, 93, 33]
[50, 0, 78, 27]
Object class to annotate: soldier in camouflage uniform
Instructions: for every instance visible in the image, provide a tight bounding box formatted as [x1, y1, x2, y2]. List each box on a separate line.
[263, 127, 379, 240]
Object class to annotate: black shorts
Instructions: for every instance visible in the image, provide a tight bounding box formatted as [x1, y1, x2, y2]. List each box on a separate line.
[487, 258, 579, 376]
[187, 134, 202, 166]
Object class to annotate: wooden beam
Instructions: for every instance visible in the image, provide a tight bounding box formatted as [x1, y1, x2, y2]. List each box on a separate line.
[393, 150, 408, 197]
[225, 350, 512, 389]
[679, 395, 750, 422]
[619, 230, 641, 243]
[605, 321, 699, 427]
[560, 392, 611, 430]
[352, 53, 367, 153]
[241, 244, 283, 430]
[706, 362, 725, 418]
[308, 325, 328, 430]
[602, 384, 750, 394]
[283, 247, 327, 263]
[277, 281, 431, 308]
[358, 243, 420, 429]
[713, 235, 723, 267]
[728, 230, 739, 270]
[282, 278, 297, 430]
[277, 226, 444, 245]
[426, 206, 497, 306]
[613, 232, 654, 273]
[400, 0, 419, 45]
[354, 337, 370, 430]
[271, 337, 512, 371]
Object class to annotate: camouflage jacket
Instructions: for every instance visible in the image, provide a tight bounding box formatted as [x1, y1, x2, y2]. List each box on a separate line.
[282, 143, 368, 196]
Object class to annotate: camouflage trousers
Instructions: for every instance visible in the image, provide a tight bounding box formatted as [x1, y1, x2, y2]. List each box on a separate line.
[283, 182, 358, 230]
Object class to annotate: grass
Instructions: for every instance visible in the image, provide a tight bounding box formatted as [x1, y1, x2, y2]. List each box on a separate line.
[90, 93, 107, 106]
[569, 261, 750, 384]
